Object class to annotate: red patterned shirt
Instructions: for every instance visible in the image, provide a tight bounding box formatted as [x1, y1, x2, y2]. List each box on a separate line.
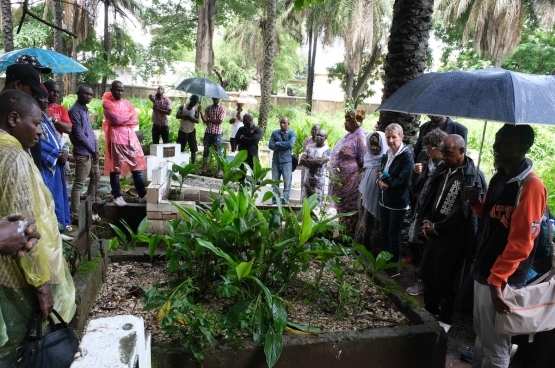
[204, 103, 226, 135]
[152, 96, 172, 126]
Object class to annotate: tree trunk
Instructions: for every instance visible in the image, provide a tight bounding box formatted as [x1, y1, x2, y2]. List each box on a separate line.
[305, 25, 317, 114]
[195, 0, 216, 75]
[343, 32, 356, 106]
[258, 0, 277, 133]
[52, 0, 65, 98]
[1, 0, 14, 52]
[378, 0, 433, 146]
[70, 38, 78, 94]
[42, 0, 50, 19]
[345, 71, 354, 106]
[100, 0, 110, 96]
[352, 43, 382, 108]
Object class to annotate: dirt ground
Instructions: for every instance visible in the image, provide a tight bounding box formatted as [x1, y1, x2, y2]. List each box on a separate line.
[395, 266, 474, 368]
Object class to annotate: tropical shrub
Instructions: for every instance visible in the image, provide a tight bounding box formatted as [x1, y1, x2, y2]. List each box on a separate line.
[136, 151, 406, 367]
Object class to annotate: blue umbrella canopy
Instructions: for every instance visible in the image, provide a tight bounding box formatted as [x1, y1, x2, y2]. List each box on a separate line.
[175, 77, 229, 99]
[378, 68, 555, 126]
[0, 47, 88, 73]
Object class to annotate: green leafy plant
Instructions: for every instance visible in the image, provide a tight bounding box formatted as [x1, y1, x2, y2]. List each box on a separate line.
[351, 244, 410, 297]
[158, 189, 345, 366]
[169, 161, 202, 195]
[62, 239, 81, 275]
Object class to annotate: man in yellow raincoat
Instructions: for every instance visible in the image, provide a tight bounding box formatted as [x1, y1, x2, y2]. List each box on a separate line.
[0, 90, 75, 364]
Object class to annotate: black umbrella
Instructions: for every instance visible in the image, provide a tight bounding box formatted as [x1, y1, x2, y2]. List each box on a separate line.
[175, 77, 229, 99]
[377, 68, 555, 170]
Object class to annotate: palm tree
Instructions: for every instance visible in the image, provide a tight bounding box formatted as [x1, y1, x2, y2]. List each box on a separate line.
[258, 0, 278, 132]
[437, 0, 555, 67]
[377, 0, 434, 145]
[1, 0, 14, 51]
[305, 0, 391, 109]
[224, 0, 303, 131]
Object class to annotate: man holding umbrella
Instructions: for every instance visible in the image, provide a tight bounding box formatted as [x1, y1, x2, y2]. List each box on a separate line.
[465, 124, 546, 367]
[200, 97, 226, 177]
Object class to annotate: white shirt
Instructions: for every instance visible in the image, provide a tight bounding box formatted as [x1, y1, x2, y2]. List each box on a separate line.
[178, 105, 198, 133]
[230, 110, 246, 138]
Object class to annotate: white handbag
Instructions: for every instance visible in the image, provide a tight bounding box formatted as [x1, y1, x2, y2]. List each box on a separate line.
[495, 274, 555, 339]
[495, 184, 555, 341]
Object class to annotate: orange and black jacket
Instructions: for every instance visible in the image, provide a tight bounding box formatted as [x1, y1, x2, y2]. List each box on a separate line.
[472, 158, 547, 288]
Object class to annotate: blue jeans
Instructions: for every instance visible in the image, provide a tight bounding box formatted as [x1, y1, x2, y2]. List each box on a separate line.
[379, 205, 406, 263]
[110, 171, 147, 199]
[272, 161, 292, 203]
[203, 133, 222, 159]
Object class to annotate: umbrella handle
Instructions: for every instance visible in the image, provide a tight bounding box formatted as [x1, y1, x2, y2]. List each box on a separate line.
[475, 121, 488, 182]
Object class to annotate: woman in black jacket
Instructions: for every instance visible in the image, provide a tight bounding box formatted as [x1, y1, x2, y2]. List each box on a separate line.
[377, 123, 414, 277]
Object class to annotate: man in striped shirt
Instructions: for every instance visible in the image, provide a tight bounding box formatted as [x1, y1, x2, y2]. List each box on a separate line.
[200, 97, 226, 177]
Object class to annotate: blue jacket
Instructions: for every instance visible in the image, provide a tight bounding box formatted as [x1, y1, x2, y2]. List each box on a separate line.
[269, 129, 296, 164]
[378, 146, 414, 209]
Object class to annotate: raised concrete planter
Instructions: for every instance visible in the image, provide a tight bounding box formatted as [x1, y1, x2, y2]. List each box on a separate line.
[106, 252, 446, 368]
[71, 240, 109, 337]
[151, 279, 446, 368]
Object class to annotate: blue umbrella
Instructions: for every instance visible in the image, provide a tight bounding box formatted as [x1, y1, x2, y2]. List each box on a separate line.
[0, 47, 88, 73]
[175, 77, 229, 99]
[377, 68, 555, 171]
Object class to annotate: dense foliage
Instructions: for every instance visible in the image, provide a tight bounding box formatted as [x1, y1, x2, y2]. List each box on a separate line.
[434, 21, 555, 74]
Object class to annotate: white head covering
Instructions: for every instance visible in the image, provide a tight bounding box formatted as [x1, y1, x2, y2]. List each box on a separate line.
[359, 131, 388, 217]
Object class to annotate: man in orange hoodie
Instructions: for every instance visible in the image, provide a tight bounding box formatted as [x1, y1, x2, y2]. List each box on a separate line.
[465, 124, 546, 368]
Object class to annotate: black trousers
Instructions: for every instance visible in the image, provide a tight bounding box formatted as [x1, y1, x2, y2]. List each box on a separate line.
[424, 283, 457, 325]
[230, 137, 237, 152]
[152, 124, 169, 144]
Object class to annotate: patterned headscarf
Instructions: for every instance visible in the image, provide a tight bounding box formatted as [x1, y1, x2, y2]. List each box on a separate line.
[345, 109, 366, 126]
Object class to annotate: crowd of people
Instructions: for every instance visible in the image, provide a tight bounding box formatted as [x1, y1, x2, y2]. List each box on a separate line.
[293, 109, 547, 367]
[0, 54, 548, 368]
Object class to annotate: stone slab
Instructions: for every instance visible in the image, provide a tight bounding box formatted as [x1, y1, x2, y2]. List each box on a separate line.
[71, 315, 150, 368]
[146, 175, 171, 204]
[151, 161, 168, 186]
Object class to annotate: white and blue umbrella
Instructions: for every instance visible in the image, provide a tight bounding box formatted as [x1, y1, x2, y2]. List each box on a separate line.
[0, 47, 88, 73]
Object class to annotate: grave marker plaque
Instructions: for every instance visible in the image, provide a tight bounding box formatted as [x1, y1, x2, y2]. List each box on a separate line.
[163, 146, 176, 158]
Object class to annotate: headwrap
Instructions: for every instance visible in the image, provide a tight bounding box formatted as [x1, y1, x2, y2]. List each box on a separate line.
[359, 131, 387, 217]
[345, 109, 366, 127]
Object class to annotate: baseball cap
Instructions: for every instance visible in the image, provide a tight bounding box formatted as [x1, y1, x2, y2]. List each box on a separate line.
[14, 54, 52, 74]
[190, 94, 199, 103]
[6, 64, 49, 97]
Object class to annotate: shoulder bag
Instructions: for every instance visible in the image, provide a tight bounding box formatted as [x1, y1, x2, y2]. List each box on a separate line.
[13, 309, 79, 368]
[495, 177, 555, 342]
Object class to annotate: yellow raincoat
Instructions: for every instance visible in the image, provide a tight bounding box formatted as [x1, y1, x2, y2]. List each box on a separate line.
[0, 132, 75, 363]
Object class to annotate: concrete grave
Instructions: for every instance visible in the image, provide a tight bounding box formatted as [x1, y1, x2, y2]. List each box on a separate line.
[71, 315, 151, 368]
[144, 143, 190, 184]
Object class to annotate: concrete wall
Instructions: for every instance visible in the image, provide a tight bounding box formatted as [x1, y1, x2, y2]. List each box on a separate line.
[87, 82, 380, 114]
